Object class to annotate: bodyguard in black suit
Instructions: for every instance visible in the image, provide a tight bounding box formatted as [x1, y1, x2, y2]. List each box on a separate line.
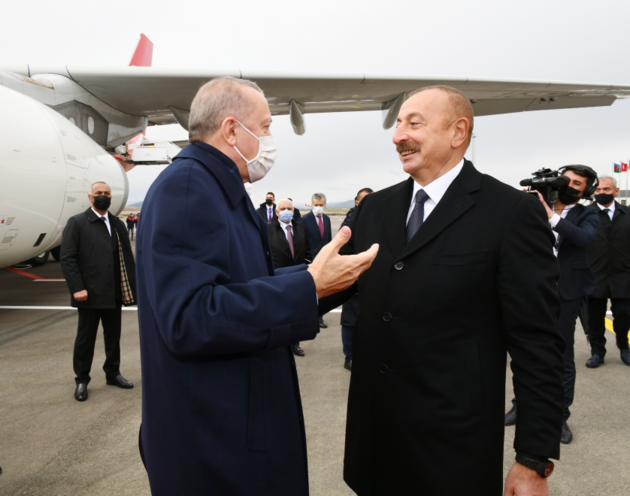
[256, 191, 277, 223]
[61, 181, 136, 402]
[268, 199, 312, 357]
[586, 176, 630, 367]
[321, 87, 564, 495]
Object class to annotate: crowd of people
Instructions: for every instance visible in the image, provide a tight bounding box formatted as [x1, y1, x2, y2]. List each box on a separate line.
[54, 77, 630, 496]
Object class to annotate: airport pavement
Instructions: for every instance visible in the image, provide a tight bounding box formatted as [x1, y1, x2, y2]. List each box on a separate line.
[1, 220, 629, 495]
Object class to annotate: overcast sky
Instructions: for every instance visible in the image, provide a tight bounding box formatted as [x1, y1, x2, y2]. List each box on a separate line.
[4, 0, 630, 206]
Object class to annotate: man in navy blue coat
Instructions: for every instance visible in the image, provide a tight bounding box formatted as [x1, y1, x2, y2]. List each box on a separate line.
[136, 77, 377, 496]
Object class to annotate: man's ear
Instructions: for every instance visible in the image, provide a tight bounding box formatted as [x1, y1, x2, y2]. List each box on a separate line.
[221, 117, 239, 146]
[452, 118, 469, 148]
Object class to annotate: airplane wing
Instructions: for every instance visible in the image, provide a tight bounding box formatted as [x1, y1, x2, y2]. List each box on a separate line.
[5, 65, 630, 134]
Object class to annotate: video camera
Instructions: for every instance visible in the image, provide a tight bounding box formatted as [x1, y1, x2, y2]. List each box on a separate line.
[519, 168, 569, 204]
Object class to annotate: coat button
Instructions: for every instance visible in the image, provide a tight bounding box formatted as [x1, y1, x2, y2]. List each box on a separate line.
[383, 312, 392, 322]
[380, 364, 389, 374]
[394, 261, 404, 270]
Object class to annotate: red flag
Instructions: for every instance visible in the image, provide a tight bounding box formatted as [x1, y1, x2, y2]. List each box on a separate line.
[622, 162, 629, 172]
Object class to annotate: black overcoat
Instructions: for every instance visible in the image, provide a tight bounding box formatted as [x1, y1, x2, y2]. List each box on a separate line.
[61, 208, 136, 308]
[299, 211, 332, 258]
[268, 219, 312, 268]
[329, 161, 565, 495]
[586, 201, 630, 298]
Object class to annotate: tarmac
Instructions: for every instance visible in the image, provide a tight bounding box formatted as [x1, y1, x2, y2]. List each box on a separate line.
[1, 216, 629, 495]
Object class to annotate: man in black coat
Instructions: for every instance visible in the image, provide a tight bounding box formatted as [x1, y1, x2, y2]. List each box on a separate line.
[256, 191, 277, 223]
[300, 193, 332, 328]
[268, 198, 312, 357]
[320, 86, 565, 495]
[585, 175, 630, 367]
[61, 181, 136, 402]
[506, 165, 599, 445]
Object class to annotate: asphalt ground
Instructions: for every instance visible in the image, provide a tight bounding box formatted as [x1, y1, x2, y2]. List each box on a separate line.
[0, 216, 629, 495]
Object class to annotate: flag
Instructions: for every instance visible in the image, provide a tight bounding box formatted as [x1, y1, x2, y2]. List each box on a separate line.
[622, 162, 629, 172]
[614, 163, 621, 173]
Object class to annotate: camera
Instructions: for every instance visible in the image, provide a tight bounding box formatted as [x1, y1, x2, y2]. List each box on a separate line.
[520, 168, 569, 204]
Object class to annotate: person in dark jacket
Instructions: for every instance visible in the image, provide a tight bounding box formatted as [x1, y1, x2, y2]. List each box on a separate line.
[339, 188, 373, 371]
[268, 198, 312, 357]
[256, 192, 277, 223]
[126, 214, 135, 240]
[300, 193, 332, 328]
[60, 181, 136, 402]
[506, 165, 599, 444]
[585, 175, 630, 367]
[135, 76, 377, 496]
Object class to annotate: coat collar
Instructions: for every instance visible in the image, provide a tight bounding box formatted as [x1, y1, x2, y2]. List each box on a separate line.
[177, 142, 246, 210]
[378, 160, 480, 261]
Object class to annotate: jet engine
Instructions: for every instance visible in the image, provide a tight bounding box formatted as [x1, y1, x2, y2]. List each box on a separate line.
[0, 84, 128, 268]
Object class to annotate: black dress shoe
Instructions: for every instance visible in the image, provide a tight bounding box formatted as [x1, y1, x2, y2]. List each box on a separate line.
[319, 317, 328, 329]
[344, 359, 352, 371]
[74, 383, 88, 402]
[621, 349, 630, 365]
[106, 375, 134, 389]
[504, 405, 517, 426]
[586, 354, 604, 368]
[292, 343, 305, 357]
[561, 420, 573, 444]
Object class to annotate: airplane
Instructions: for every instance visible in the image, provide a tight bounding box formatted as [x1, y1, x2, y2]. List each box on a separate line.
[2, 34, 630, 269]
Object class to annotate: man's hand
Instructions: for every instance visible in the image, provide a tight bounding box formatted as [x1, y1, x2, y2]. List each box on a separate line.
[533, 190, 554, 220]
[73, 290, 88, 302]
[504, 462, 548, 496]
[307, 226, 378, 299]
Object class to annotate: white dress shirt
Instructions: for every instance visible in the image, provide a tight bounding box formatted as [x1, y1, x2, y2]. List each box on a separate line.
[92, 208, 111, 235]
[597, 200, 615, 221]
[406, 159, 465, 225]
[549, 204, 576, 257]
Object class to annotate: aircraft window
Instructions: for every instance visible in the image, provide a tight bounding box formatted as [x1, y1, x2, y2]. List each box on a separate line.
[88, 116, 95, 135]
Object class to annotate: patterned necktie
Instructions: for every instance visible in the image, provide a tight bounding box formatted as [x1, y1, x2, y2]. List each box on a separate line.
[268, 208, 273, 223]
[317, 215, 324, 239]
[406, 189, 430, 244]
[286, 224, 295, 258]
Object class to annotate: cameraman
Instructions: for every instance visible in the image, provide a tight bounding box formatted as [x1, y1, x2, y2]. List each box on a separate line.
[506, 165, 599, 444]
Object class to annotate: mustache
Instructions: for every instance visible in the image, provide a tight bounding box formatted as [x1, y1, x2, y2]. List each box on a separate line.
[396, 142, 420, 154]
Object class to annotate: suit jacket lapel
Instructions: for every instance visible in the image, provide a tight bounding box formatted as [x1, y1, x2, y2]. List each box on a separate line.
[395, 161, 479, 262]
[558, 205, 581, 247]
[379, 178, 414, 257]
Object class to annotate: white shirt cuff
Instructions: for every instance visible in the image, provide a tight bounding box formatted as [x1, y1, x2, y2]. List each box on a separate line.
[548, 213, 561, 228]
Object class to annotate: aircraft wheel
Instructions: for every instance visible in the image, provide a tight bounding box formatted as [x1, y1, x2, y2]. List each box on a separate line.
[29, 251, 50, 267]
[50, 246, 61, 261]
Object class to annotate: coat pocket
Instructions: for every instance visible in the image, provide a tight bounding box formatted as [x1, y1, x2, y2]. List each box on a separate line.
[247, 358, 267, 452]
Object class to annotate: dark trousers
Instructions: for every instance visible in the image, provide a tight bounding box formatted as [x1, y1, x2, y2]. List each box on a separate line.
[128, 226, 134, 240]
[341, 326, 353, 360]
[74, 306, 122, 385]
[588, 297, 630, 357]
[559, 297, 582, 421]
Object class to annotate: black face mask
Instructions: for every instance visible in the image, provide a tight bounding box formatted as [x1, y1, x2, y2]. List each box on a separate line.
[594, 193, 614, 206]
[265, 199, 273, 206]
[557, 185, 581, 205]
[93, 195, 111, 210]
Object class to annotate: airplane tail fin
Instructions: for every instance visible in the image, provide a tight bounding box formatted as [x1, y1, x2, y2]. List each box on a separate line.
[129, 34, 153, 67]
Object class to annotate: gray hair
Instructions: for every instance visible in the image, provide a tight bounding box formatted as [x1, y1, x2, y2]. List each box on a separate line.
[312, 192, 327, 203]
[188, 77, 264, 142]
[598, 175, 618, 187]
[91, 181, 109, 191]
[276, 198, 294, 208]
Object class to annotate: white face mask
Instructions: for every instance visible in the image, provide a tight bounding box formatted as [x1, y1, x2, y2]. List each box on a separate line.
[312, 206, 324, 216]
[233, 120, 277, 183]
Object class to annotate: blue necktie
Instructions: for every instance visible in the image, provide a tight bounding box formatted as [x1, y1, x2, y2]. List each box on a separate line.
[406, 189, 430, 244]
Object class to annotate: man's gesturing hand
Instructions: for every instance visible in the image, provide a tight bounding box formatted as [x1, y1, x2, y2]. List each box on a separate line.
[504, 462, 548, 496]
[307, 226, 379, 299]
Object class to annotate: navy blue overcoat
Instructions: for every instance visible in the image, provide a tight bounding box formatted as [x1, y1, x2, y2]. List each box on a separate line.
[136, 142, 319, 495]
